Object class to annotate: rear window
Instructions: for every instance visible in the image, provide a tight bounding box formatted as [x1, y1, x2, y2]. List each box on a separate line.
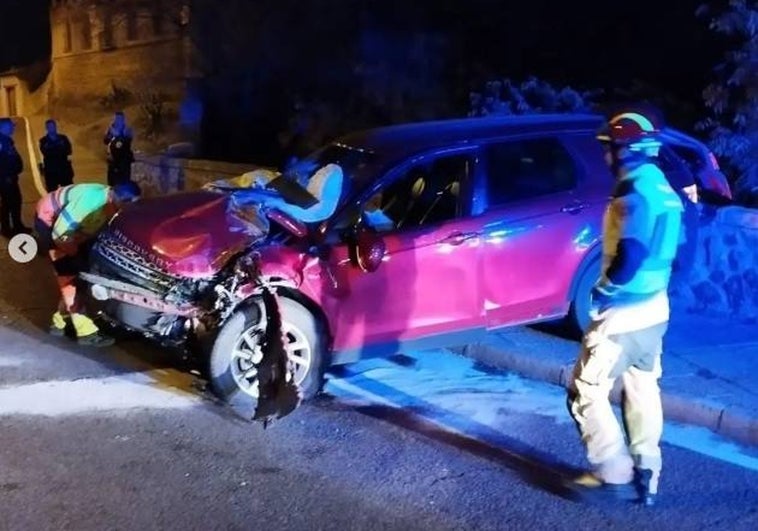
[657, 147, 696, 190]
[670, 145, 706, 173]
[484, 138, 578, 206]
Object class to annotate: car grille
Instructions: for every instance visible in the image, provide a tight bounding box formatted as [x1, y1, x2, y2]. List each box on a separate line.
[93, 231, 181, 292]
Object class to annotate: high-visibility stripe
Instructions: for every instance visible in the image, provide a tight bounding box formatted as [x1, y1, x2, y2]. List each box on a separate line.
[612, 112, 656, 131]
[50, 186, 77, 238]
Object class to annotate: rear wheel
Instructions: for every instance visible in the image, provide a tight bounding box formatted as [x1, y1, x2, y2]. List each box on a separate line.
[567, 257, 600, 336]
[208, 297, 327, 407]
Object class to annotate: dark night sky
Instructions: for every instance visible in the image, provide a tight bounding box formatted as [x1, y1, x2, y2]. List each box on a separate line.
[0, 0, 51, 71]
[0, 0, 724, 107]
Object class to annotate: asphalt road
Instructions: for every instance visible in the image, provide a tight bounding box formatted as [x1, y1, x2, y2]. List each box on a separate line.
[2, 335, 758, 531]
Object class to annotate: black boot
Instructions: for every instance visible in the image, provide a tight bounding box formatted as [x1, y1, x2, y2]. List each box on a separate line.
[77, 331, 115, 347]
[634, 468, 656, 507]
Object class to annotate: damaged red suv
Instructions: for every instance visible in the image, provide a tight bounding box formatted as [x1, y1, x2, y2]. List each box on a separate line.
[81, 114, 731, 403]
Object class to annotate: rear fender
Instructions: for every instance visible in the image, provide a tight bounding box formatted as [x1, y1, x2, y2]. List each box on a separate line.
[567, 244, 602, 302]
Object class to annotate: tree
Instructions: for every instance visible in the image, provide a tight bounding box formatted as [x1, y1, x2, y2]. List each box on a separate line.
[698, 0, 758, 204]
[187, 0, 460, 164]
[468, 77, 601, 117]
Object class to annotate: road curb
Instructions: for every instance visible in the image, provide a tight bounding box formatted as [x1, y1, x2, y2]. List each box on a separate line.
[456, 342, 758, 447]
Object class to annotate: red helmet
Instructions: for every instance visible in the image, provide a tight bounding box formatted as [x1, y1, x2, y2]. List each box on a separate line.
[596, 112, 661, 150]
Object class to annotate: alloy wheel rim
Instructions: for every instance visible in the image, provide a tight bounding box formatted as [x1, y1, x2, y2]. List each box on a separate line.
[230, 321, 312, 398]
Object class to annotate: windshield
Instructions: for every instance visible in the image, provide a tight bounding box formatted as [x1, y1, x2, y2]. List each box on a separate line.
[287, 143, 376, 185]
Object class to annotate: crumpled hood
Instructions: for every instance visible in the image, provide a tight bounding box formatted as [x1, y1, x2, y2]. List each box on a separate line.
[104, 190, 267, 278]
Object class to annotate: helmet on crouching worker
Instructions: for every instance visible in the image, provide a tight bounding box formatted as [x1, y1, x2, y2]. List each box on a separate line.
[112, 181, 141, 204]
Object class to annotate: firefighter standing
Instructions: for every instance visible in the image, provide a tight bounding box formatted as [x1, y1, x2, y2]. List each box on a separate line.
[39, 119, 75, 192]
[34, 182, 141, 347]
[0, 117, 30, 237]
[103, 111, 135, 186]
[566, 112, 684, 506]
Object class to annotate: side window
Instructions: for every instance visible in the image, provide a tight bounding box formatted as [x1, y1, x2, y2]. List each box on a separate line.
[670, 144, 705, 173]
[657, 146, 695, 190]
[484, 138, 577, 207]
[656, 146, 687, 173]
[361, 153, 472, 233]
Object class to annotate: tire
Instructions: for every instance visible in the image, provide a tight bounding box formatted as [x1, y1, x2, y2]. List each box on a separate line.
[567, 257, 600, 337]
[208, 296, 326, 407]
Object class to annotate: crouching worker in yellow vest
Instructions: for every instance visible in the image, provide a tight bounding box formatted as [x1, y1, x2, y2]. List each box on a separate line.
[34, 182, 141, 346]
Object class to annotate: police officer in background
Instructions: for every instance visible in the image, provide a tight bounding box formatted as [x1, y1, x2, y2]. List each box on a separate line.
[567, 112, 684, 507]
[39, 119, 74, 192]
[0, 117, 30, 237]
[103, 111, 134, 186]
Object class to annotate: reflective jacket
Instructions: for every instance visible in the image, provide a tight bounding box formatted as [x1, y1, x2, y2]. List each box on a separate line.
[36, 183, 116, 243]
[594, 159, 684, 311]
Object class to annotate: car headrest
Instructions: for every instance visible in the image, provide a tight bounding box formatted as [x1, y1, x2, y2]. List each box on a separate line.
[410, 177, 426, 198]
[307, 163, 343, 204]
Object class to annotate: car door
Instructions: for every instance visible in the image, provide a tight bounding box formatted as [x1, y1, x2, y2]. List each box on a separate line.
[319, 147, 485, 355]
[474, 135, 605, 328]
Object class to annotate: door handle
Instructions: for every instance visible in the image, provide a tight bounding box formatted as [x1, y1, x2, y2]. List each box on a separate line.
[561, 202, 588, 215]
[440, 231, 479, 246]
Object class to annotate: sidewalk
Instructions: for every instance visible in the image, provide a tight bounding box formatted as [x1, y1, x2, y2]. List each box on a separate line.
[456, 312, 758, 446]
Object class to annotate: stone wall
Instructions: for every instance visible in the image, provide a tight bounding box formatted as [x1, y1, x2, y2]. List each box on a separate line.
[52, 38, 186, 101]
[130, 153, 267, 198]
[49, 0, 188, 101]
[672, 206, 758, 322]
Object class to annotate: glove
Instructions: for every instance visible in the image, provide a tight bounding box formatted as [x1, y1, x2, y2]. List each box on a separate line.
[589, 282, 621, 316]
[55, 231, 85, 256]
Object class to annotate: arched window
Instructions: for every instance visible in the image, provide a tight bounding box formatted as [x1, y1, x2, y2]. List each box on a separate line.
[126, 8, 138, 41]
[81, 13, 92, 49]
[152, 11, 164, 36]
[102, 7, 114, 49]
[63, 17, 72, 53]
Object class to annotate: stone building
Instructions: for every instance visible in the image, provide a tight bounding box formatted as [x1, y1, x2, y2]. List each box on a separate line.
[1, 0, 195, 116]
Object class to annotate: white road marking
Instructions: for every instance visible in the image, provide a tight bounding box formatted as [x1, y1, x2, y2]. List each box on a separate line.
[0, 372, 200, 416]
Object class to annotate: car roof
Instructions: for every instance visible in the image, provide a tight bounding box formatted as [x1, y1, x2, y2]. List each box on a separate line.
[660, 128, 707, 150]
[335, 113, 605, 160]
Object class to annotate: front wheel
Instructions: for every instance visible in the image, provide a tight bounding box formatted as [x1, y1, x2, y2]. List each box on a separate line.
[208, 296, 327, 407]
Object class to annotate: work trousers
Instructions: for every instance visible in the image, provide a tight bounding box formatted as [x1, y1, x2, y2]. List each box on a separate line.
[568, 309, 667, 495]
[34, 215, 99, 337]
[0, 181, 23, 233]
[43, 165, 74, 192]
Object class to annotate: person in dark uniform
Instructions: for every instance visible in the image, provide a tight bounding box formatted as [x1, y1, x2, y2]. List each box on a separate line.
[0, 117, 30, 237]
[39, 119, 74, 192]
[103, 111, 134, 186]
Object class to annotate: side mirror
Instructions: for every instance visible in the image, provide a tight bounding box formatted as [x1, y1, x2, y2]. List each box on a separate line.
[266, 208, 308, 238]
[351, 226, 385, 273]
